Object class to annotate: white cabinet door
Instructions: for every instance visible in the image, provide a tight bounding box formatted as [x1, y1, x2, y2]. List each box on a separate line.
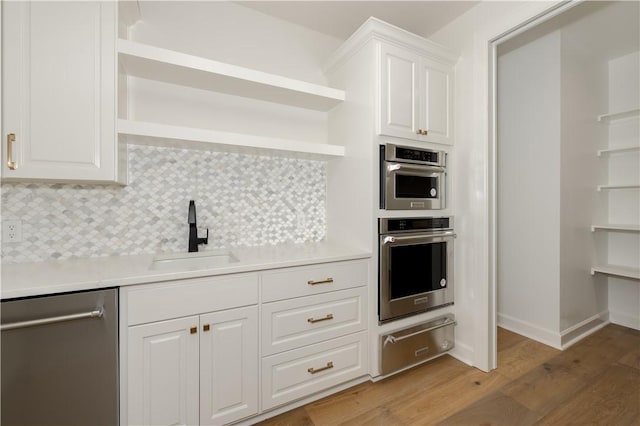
[1, 1, 120, 182]
[128, 317, 199, 426]
[378, 42, 454, 145]
[378, 43, 420, 140]
[419, 59, 454, 145]
[200, 306, 258, 425]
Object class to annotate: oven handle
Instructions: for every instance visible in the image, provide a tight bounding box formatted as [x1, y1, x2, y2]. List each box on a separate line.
[386, 162, 445, 174]
[383, 318, 457, 346]
[381, 231, 456, 245]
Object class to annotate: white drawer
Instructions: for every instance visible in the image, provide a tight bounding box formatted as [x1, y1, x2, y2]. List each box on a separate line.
[261, 260, 368, 302]
[125, 273, 258, 325]
[262, 287, 367, 356]
[261, 331, 368, 410]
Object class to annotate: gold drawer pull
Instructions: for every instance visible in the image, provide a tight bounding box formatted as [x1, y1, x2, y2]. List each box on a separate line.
[307, 313, 334, 324]
[307, 278, 334, 286]
[308, 361, 333, 374]
[190, 326, 197, 334]
[7, 133, 17, 170]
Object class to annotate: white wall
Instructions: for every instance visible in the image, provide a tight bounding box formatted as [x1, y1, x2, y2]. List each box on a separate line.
[607, 51, 640, 330]
[497, 30, 562, 343]
[129, 2, 342, 85]
[429, 0, 560, 370]
[124, 2, 344, 146]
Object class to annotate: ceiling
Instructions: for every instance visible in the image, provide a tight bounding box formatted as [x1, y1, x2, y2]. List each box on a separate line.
[235, 1, 479, 40]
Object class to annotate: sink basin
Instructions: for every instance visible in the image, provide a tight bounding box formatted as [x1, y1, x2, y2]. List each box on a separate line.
[150, 250, 238, 271]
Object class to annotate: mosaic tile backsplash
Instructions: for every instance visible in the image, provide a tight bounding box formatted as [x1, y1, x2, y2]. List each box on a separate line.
[1, 145, 326, 263]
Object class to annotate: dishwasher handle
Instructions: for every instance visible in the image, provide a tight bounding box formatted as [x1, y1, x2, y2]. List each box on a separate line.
[1, 308, 104, 331]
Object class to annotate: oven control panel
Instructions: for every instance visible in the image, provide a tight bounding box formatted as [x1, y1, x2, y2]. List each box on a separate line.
[380, 217, 453, 233]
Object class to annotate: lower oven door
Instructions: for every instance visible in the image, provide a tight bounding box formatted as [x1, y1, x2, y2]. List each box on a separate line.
[383, 162, 445, 210]
[379, 231, 454, 322]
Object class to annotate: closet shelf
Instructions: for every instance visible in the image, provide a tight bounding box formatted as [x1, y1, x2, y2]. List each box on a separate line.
[117, 119, 345, 159]
[597, 108, 640, 123]
[597, 145, 640, 156]
[591, 224, 640, 232]
[118, 39, 345, 111]
[597, 184, 640, 191]
[591, 264, 640, 280]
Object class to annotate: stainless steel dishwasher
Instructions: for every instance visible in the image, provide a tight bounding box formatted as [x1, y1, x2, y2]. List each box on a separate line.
[1, 288, 118, 426]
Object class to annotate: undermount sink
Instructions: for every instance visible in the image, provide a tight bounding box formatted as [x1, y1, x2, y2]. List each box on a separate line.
[150, 250, 239, 271]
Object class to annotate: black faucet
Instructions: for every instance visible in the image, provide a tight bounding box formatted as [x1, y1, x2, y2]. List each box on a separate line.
[188, 200, 208, 252]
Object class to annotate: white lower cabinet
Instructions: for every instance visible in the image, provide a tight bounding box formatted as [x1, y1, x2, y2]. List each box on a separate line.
[126, 276, 259, 426]
[261, 331, 368, 410]
[128, 316, 200, 426]
[200, 307, 258, 425]
[128, 306, 258, 426]
[124, 260, 370, 424]
[260, 260, 369, 411]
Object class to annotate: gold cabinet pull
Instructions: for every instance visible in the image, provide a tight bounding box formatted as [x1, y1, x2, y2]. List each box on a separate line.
[203, 324, 210, 332]
[416, 129, 422, 135]
[308, 361, 333, 374]
[422, 129, 429, 135]
[307, 313, 334, 324]
[307, 278, 334, 286]
[7, 133, 17, 170]
[190, 326, 197, 334]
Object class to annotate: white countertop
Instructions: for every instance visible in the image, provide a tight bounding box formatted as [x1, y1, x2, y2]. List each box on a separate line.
[1, 241, 371, 300]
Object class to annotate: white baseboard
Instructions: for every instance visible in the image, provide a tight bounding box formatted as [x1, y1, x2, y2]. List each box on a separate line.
[609, 310, 640, 330]
[449, 340, 474, 366]
[497, 312, 562, 349]
[560, 311, 609, 349]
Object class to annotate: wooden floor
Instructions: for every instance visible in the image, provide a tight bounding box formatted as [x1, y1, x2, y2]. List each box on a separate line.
[256, 324, 640, 426]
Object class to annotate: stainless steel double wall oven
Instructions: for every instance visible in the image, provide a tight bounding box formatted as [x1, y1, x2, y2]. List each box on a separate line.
[379, 217, 455, 323]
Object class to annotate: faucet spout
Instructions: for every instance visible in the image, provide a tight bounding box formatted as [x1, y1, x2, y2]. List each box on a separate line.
[187, 200, 208, 252]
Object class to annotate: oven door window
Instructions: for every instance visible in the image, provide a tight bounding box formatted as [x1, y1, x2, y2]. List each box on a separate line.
[389, 242, 447, 299]
[395, 175, 437, 199]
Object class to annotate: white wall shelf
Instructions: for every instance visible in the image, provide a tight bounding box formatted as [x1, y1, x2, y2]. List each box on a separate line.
[597, 108, 640, 123]
[118, 39, 345, 111]
[591, 224, 640, 232]
[591, 265, 640, 280]
[597, 145, 640, 156]
[118, 119, 345, 159]
[597, 184, 640, 191]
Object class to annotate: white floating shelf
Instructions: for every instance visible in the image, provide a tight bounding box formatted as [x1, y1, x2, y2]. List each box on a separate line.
[118, 39, 345, 111]
[591, 224, 640, 232]
[597, 145, 640, 156]
[591, 264, 640, 280]
[597, 184, 640, 191]
[597, 108, 640, 123]
[118, 119, 345, 159]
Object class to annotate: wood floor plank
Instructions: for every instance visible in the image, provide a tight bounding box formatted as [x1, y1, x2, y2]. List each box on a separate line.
[536, 364, 640, 426]
[500, 361, 588, 416]
[497, 326, 527, 352]
[337, 406, 405, 426]
[305, 355, 470, 425]
[389, 369, 510, 425]
[257, 407, 315, 426]
[437, 391, 541, 426]
[546, 326, 640, 380]
[496, 338, 559, 380]
[618, 345, 640, 370]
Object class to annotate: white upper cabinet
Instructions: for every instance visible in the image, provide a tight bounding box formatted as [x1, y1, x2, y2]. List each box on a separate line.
[379, 44, 420, 140]
[378, 42, 454, 145]
[1, 1, 123, 183]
